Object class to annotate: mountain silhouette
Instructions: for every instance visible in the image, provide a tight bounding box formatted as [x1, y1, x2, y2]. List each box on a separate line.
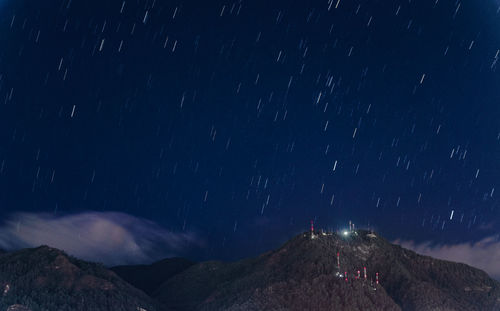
[0, 246, 160, 311]
[152, 230, 500, 311]
[1, 230, 499, 311]
[111, 258, 194, 295]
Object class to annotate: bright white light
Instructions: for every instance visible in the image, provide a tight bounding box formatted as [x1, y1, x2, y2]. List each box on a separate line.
[343, 231, 349, 236]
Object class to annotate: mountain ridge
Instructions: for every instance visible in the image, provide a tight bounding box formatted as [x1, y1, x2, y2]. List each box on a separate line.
[152, 229, 500, 311]
[1, 230, 499, 311]
[111, 257, 195, 295]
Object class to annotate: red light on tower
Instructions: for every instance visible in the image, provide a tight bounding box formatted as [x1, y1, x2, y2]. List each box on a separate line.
[376, 272, 379, 285]
[309, 220, 315, 239]
[357, 270, 360, 279]
[364, 267, 367, 280]
[345, 271, 348, 282]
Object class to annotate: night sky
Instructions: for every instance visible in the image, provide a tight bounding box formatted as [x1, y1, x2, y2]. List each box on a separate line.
[0, 0, 500, 264]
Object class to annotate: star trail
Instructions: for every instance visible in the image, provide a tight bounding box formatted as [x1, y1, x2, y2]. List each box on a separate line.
[0, 0, 499, 262]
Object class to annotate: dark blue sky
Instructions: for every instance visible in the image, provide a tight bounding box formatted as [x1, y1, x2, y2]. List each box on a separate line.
[0, 0, 500, 261]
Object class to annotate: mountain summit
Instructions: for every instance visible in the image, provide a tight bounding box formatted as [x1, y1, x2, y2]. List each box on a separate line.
[153, 229, 500, 311]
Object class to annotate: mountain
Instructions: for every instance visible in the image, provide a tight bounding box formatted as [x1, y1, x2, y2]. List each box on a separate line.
[153, 230, 500, 311]
[0, 246, 161, 311]
[111, 258, 195, 295]
[2, 231, 499, 311]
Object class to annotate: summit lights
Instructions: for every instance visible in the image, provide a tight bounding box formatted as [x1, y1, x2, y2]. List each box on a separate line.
[310, 220, 316, 240]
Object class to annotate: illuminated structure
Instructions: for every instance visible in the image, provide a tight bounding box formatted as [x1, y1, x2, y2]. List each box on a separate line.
[310, 220, 316, 239]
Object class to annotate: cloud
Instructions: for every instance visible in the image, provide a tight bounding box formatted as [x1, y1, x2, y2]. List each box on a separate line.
[0, 212, 200, 266]
[396, 236, 500, 280]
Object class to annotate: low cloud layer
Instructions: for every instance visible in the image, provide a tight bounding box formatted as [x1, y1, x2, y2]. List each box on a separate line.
[0, 212, 199, 266]
[397, 236, 500, 280]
